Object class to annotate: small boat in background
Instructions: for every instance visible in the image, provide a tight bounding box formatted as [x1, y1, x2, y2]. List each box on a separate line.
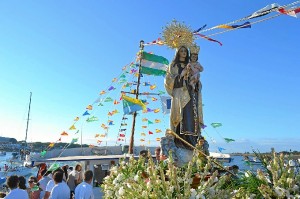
[210, 152, 233, 163]
[243, 155, 262, 165]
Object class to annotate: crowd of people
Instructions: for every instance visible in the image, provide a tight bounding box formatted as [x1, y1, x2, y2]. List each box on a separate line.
[1, 164, 95, 199]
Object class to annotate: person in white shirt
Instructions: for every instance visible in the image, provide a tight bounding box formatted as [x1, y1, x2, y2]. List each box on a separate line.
[74, 170, 94, 199]
[49, 170, 70, 199]
[4, 175, 29, 199]
[39, 169, 52, 199]
[67, 164, 82, 198]
[44, 168, 63, 199]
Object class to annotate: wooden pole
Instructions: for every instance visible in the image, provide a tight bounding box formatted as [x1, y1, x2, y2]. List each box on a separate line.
[128, 40, 144, 154]
[169, 130, 237, 176]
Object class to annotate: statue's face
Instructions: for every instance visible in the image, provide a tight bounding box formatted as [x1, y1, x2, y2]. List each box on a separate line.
[179, 47, 187, 58]
[191, 54, 198, 62]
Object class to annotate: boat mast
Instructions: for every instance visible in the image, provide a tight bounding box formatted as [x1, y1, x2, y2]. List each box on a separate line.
[25, 92, 32, 148]
[128, 40, 144, 154]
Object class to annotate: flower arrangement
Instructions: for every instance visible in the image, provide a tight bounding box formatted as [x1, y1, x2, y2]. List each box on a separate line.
[102, 151, 300, 199]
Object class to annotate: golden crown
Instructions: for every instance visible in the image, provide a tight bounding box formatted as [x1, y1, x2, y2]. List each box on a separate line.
[162, 20, 195, 49]
[189, 43, 200, 54]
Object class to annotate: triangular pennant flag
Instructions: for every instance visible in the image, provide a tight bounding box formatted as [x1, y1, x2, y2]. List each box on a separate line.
[153, 108, 160, 113]
[218, 147, 226, 152]
[82, 111, 90, 116]
[114, 100, 120, 105]
[148, 131, 153, 135]
[150, 84, 157, 90]
[112, 78, 118, 82]
[119, 134, 125, 137]
[86, 105, 93, 110]
[141, 133, 146, 136]
[211, 123, 222, 128]
[148, 120, 153, 125]
[108, 86, 116, 91]
[156, 138, 161, 141]
[86, 116, 98, 122]
[100, 90, 106, 95]
[142, 118, 148, 122]
[155, 119, 161, 123]
[95, 134, 100, 138]
[48, 142, 55, 148]
[104, 97, 113, 102]
[142, 126, 147, 129]
[155, 129, 162, 133]
[224, 138, 235, 143]
[75, 130, 79, 134]
[74, 117, 79, 121]
[151, 97, 157, 101]
[121, 123, 127, 126]
[61, 131, 68, 136]
[71, 138, 79, 144]
[69, 125, 76, 130]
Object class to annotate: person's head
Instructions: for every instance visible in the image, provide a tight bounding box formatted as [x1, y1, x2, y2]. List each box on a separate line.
[75, 164, 82, 172]
[69, 166, 73, 171]
[53, 171, 64, 184]
[84, 170, 93, 183]
[18, 176, 26, 190]
[155, 147, 161, 160]
[190, 53, 198, 62]
[139, 150, 148, 158]
[173, 46, 189, 65]
[232, 165, 239, 174]
[198, 137, 205, 146]
[28, 176, 38, 188]
[6, 175, 19, 189]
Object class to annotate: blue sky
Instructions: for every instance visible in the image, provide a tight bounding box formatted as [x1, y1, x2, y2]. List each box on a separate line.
[0, 1, 299, 153]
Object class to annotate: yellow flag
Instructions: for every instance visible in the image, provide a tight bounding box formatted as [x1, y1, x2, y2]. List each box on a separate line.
[69, 125, 76, 130]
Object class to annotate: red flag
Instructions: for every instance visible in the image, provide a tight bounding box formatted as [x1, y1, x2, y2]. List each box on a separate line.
[148, 131, 153, 135]
[119, 134, 125, 137]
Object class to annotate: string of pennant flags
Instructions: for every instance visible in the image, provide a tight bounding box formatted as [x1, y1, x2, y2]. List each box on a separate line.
[144, 1, 299, 46]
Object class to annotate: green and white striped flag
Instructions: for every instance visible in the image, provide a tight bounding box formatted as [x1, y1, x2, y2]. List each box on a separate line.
[140, 52, 169, 76]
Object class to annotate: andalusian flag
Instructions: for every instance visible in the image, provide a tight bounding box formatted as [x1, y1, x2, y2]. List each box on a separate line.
[140, 52, 169, 76]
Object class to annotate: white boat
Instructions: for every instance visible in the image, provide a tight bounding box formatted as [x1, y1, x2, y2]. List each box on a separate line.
[209, 152, 233, 163]
[243, 155, 262, 165]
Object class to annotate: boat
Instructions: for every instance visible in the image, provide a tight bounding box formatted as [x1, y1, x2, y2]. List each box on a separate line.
[210, 152, 233, 163]
[1, 93, 35, 178]
[243, 155, 262, 165]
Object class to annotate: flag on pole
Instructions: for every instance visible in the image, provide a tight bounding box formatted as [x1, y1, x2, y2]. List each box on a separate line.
[140, 52, 169, 76]
[122, 95, 146, 115]
[160, 96, 171, 114]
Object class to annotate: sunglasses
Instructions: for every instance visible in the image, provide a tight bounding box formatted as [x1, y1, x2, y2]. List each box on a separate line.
[28, 181, 34, 183]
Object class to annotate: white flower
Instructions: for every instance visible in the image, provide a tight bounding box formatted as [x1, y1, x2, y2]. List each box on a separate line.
[190, 188, 197, 199]
[116, 173, 125, 181]
[274, 186, 285, 197]
[169, 186, 174, 193]
[292, 185, 299, 192]
[213, 176, 218, 183]
[134, 174, 139, 181]
[147, 181, 151, 189]
[120, 161, 126, 165]
[112, 178, 118, 185]
[126, 183, 132, 189]
[208, 187, 215, 195]
[106, 190, 113, 197]
[118, 186, 125, 196]
[196, 194, 205, 199]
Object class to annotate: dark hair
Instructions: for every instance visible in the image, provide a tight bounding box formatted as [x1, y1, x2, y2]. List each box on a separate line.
[139, 150, 148, 157]
[75, 164, 82, 171]
[171, 46, 190, 66]
[53, 171, 64, 183]
[84, 170, 93, 182]
[0, 192, 6, 197]
[40, 169, 47, 176]
[232, 165, 239, 170]
[61, 165, 68, 180]
[6, 175, 19, 189]
[18, 176, 26, 190]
